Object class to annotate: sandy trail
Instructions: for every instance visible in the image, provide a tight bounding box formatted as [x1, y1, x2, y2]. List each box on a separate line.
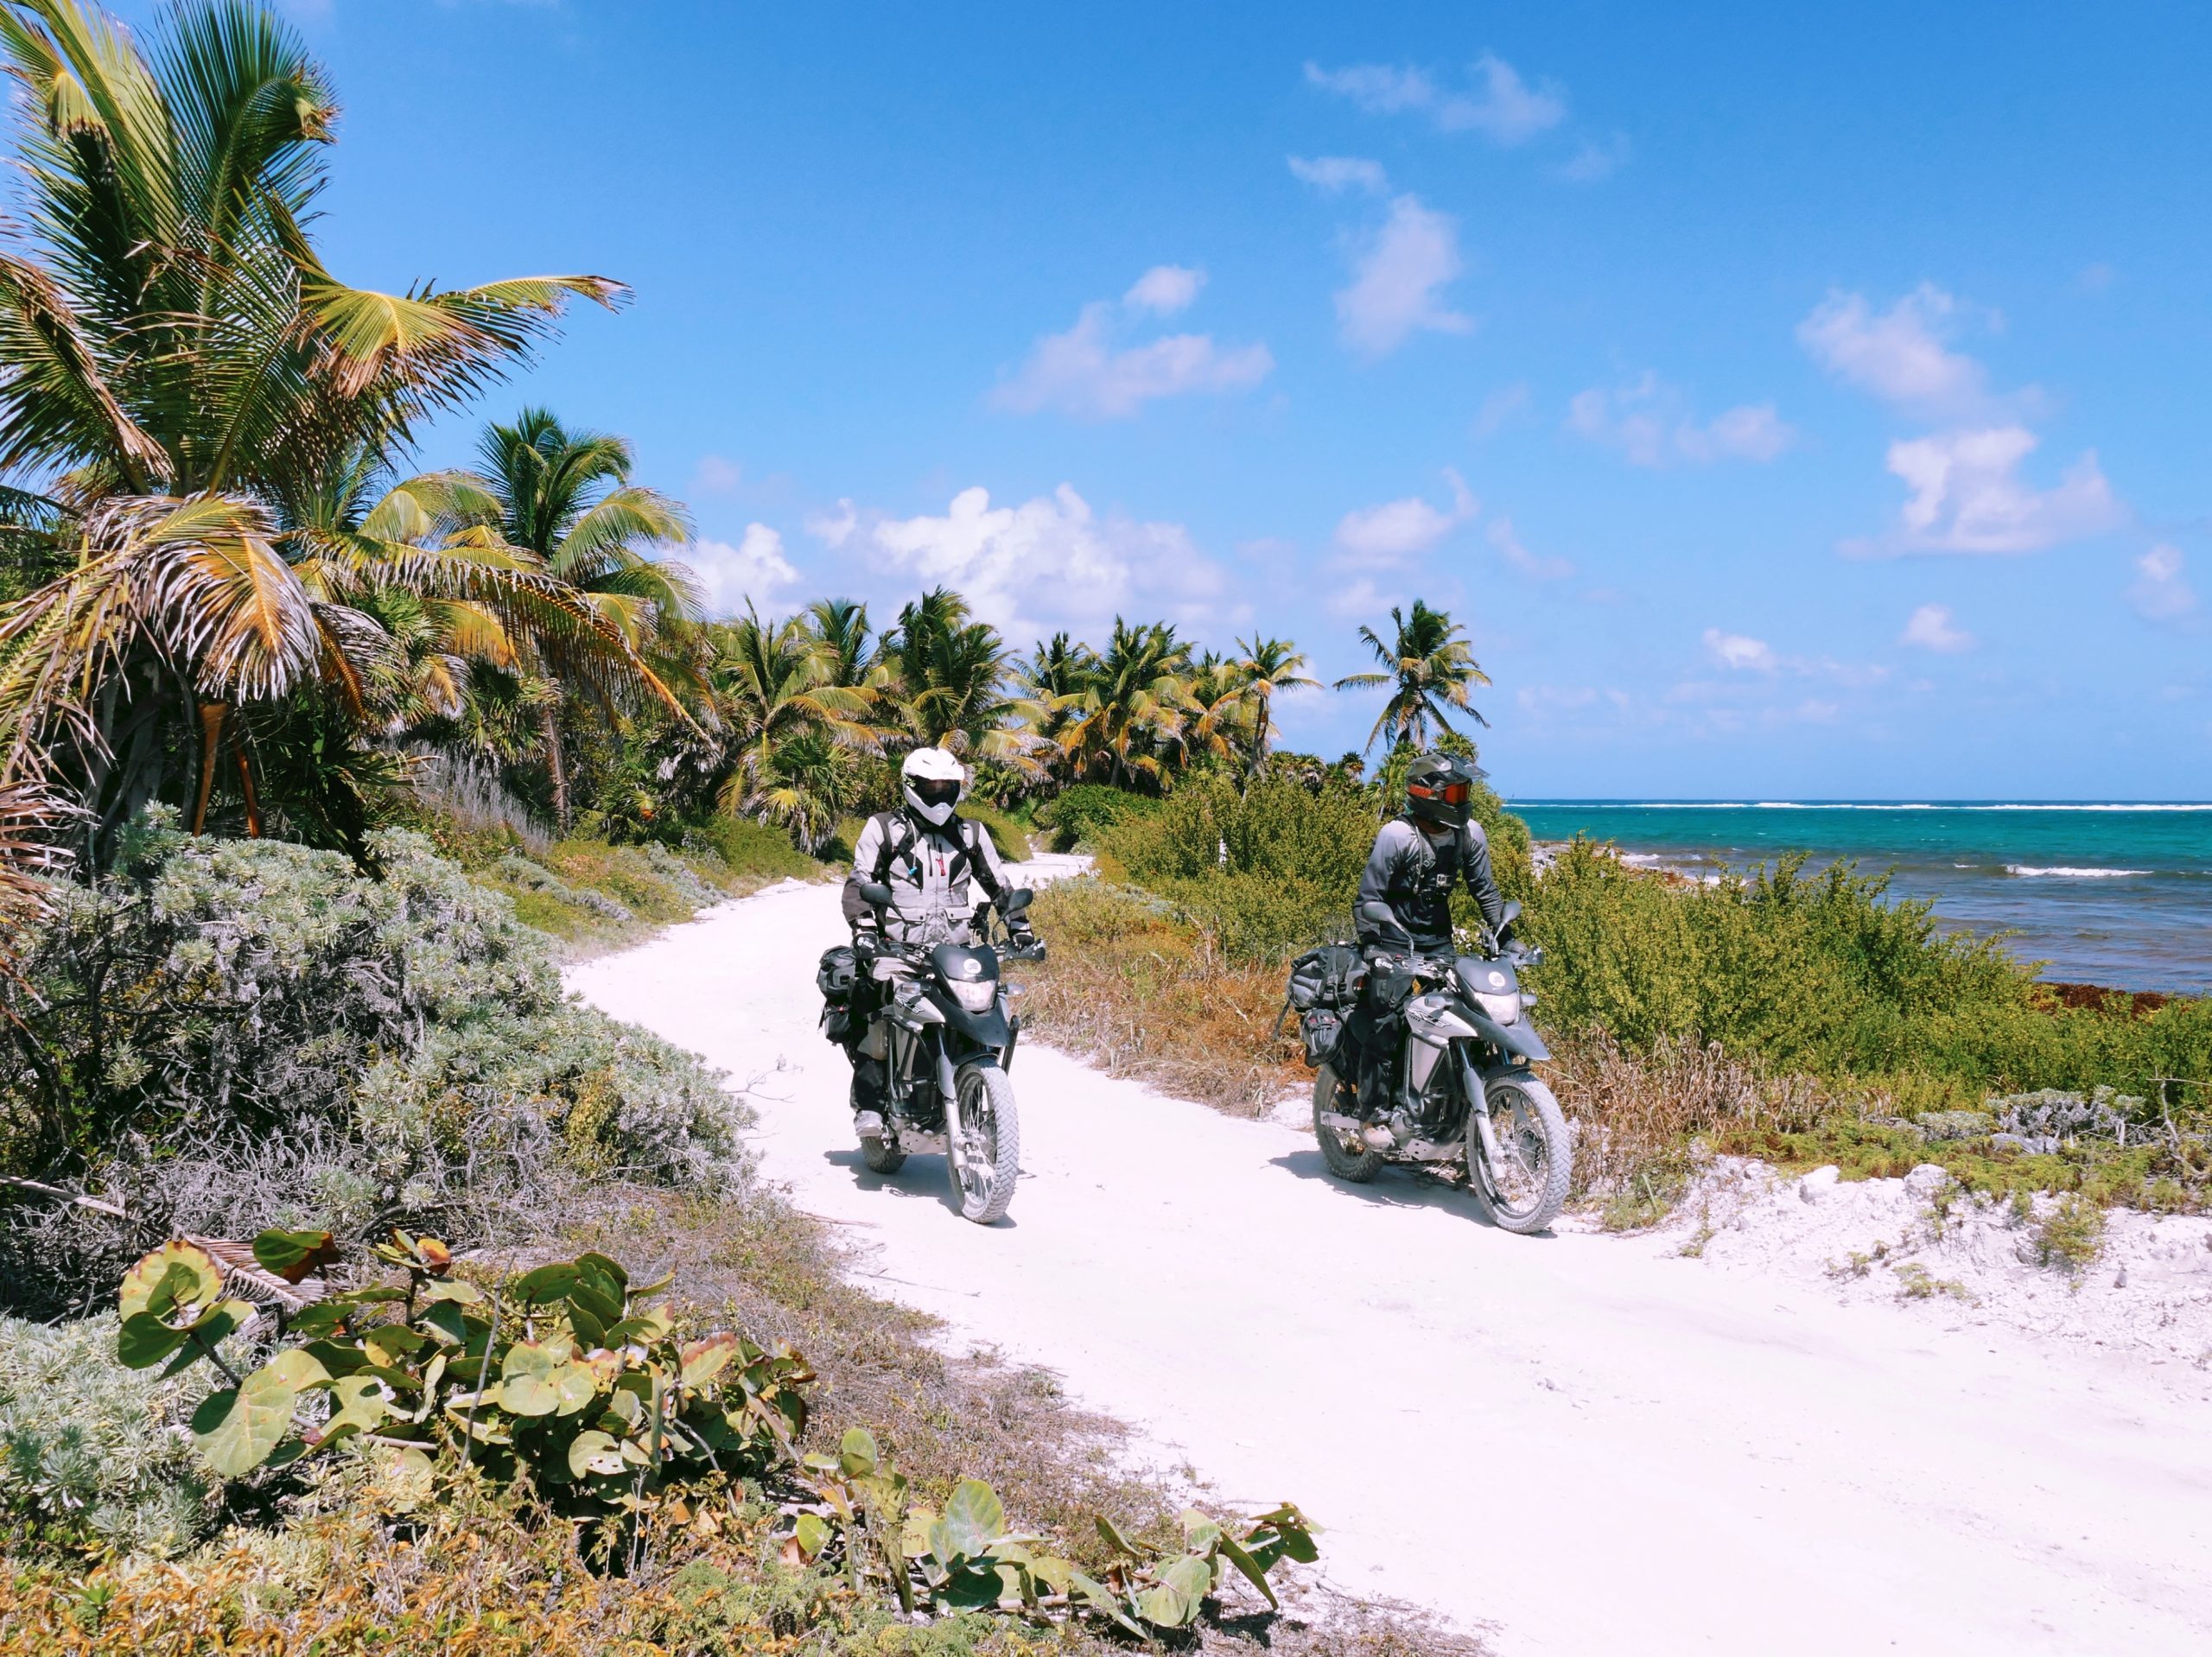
[569, 873, 2212, 1657]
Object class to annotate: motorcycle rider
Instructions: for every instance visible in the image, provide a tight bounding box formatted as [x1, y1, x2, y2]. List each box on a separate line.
[841, 746, 1034, 1139]
[1345, 752, 1506, 1126]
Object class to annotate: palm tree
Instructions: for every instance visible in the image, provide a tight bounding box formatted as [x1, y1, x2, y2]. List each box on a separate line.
[882, 588, 1044, 775]
[474, 409, 702, 829]
[1333, 599, 1489, 754]
[1015, 632, 1097, 785]
[709, 603, 871, 843]
[1232, 632, 1319, 773]
[1058, 618, 1192, 790]
[0, 0, 625, 857]
[1183, 649, 1255, 770]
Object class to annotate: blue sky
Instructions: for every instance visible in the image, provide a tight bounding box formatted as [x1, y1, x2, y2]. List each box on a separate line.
[149, 2, 2212, 797]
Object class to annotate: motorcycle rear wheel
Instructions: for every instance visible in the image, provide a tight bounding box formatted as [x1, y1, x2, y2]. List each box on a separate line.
[948, 1061, 1020, 1224]
[1468, 1070, 1572, 1234]
[1313, 1063, 1384, 1183]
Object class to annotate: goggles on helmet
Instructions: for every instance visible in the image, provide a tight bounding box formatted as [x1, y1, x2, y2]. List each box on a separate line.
[910, 778, 962, 809]
[1409, 778, 1471, 807]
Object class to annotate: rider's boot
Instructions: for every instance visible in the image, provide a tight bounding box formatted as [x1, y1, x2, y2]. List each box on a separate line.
[850, 1054, 889, 1141]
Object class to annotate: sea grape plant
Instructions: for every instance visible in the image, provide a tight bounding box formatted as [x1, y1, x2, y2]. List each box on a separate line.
[787, 1425, 1317, 1637]
[113, 1229, 811, 1522]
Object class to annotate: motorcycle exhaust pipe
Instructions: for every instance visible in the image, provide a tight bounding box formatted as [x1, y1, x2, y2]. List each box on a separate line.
[1319, 1109, 1399, 1152]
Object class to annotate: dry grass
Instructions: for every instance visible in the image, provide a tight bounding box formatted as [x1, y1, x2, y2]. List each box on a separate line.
[1548, 1032, 1833, 1228]
[1015, 883, 1307, 1117]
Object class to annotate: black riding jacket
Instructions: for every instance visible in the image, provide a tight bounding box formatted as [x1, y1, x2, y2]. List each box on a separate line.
[1354, 816, 1505, 953]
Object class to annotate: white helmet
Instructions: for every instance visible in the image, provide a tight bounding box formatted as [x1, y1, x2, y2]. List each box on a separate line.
[900, 746, 966, 827]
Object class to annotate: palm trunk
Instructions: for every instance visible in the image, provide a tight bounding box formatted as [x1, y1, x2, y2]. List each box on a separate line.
[541, 702, 569, 835]
[193, 703, 226, 834]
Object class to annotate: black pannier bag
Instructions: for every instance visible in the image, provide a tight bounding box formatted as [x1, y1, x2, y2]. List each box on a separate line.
[817, 943, 859, 1044]
[1298, 1007, 1344, 1068]
[1279, 943, 1363, 1068]
[1285, 944, 1363, 1012]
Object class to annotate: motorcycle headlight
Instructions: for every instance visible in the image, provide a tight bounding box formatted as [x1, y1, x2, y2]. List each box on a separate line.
[948, 978, 999, 1013]
[1472, 990, 1521, 1025]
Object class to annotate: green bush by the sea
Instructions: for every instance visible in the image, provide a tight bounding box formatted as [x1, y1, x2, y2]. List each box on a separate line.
[1521, 838, 2212, 1107]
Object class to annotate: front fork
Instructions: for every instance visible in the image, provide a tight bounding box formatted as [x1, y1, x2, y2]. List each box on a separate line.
[1458, 1047, 1504, 1170]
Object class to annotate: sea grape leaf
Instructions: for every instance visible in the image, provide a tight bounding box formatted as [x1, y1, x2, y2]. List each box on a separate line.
[120, 1243, 221, 1323]
[568, 1429, 626, 1478]
[250, 1228, 340, 1284]
[680, 1333, 739, 1389]
[791, 1513, 830, 1560]
[1136, 1581, 1193, 1628]
[551, 1361, 600, 1416]
[931, 1478, 1004, 1564]
[116, 1311, 188, 1371]
[192, 1368, 299, 1475]
[499, 1342, 562, 1416]
[511, 1264, 579, 1305]
[838, 1426, 880, 1479]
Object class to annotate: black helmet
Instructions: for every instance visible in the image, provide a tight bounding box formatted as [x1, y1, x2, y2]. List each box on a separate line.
[1403, 752, 1475, 828]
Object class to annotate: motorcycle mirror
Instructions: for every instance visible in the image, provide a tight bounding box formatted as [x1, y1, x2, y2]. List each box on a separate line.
[1000, 886, 1034, 914]
[1357, 900, 1412, 941]
[858, 880, 894, 907]
[1497, 898, 1522, 937]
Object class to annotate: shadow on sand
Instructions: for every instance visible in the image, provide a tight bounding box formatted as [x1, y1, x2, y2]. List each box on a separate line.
[820, 1146, 1020, 1226]
[1267, 1146, 1561, 1236]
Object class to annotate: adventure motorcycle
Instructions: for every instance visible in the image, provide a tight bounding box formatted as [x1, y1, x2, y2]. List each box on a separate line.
[1283, 898, 1573, 1234]
[828, 884, 1043, 1225]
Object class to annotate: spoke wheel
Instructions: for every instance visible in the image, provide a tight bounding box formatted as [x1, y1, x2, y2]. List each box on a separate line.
[1468, 1071, 1572, 1234]
[947, 1061, 1020, 1224]
[1313, 1063, 1383, 1182]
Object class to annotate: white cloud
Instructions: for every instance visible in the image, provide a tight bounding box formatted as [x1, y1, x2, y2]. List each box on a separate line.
[1488, 516, 1573, 580]
[1796, 284, 1990, 414]
[1899, 602, 1974, 652]
[1303, 60, 1434, 116]
[1306, 54, 1566, 144]
[1567, 375, 1794, 467]
[1335, 194, 1471, 358]
[1333, 470, 1476, 566]
[1876, 426, 2123, 554]
[1123, 264, 1204, 315]
[1472, 381, 1531, 438]
[1287, 155, 1389, 195]
[994, 274, 1271, 419]
[822, 484, 1228, 643]
[1703, 628, 1777, 671]
[1559, 131, 1631, 182]
[1325, 575, 1400, 619]
[2128, 543, 2198, 624]
[686, 524, 798, 619]
[693, 454, 741, 493]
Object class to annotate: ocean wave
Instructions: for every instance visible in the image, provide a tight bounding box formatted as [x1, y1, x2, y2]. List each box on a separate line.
[2005, 865, 2152, 879]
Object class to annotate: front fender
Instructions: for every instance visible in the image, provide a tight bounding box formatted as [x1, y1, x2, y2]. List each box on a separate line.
[943, 998, 1011, 1048]
[1464, 1009, 1550, 1063]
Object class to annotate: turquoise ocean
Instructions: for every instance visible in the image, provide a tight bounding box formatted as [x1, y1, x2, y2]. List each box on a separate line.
[1507, 803, 2212, 995]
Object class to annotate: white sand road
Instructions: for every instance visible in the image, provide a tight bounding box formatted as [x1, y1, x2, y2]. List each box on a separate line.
[569, 872, 2212, 1657]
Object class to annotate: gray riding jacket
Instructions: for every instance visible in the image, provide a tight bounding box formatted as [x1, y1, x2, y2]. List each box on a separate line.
[1354, 817, 1504, 952]
[842, 809, 1009, 944]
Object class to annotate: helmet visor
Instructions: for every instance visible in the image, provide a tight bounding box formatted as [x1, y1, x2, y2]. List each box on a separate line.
[910, 778, 962, 810]
[1409, 778, 1472, 808]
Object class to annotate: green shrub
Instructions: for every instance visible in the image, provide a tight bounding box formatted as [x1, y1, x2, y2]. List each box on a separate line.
[1520, 838, 2212, 1109]
[1035, 784, 1160, 853]
[0, 1313, 219, 1558]
[692, 815, 822, 882]
[958, 802, 1032, 864]
[0, 809, 747, 1320]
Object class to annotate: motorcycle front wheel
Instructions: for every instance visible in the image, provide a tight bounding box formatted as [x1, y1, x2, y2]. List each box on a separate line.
[1313, 1063, 1384, 1183]
[948, 1060, 1020, 1224]
[1468, 1070, 1572, 1234]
